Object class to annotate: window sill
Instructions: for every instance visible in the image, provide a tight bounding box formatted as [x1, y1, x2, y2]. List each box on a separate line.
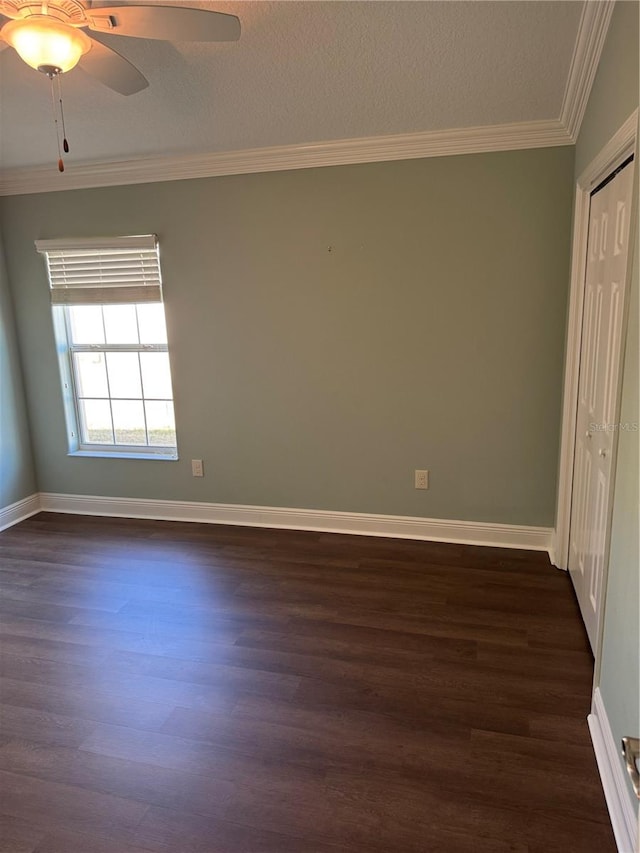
[68, 450, 178, 461]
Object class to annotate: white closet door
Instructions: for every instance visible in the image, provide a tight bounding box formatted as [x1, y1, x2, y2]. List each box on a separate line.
[568, 159, 635, 652]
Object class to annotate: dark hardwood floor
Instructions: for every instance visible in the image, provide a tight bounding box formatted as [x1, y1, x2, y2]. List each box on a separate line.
[0, 512, 614, 852]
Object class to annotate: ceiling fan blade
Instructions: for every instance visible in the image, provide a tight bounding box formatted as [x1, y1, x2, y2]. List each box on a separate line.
[87, 5, 240, 42]
[79, 38, 148, 95]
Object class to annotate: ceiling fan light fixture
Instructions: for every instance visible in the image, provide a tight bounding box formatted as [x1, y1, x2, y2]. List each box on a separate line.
[2, 16, 91, 74]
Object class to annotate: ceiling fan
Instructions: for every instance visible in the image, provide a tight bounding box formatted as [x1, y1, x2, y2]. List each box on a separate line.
[0, 1, 240, 95]
[0, 1, 240, 170]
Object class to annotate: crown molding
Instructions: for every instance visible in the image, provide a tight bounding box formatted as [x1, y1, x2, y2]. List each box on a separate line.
[560, 0, 615, 142]
[0, 118, 571, 196]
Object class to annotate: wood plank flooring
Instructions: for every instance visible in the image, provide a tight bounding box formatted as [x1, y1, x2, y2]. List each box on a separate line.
[0, 513, 614, 852]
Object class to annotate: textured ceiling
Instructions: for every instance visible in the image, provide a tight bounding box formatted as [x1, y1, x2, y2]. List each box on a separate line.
[0, 1, 584, 171]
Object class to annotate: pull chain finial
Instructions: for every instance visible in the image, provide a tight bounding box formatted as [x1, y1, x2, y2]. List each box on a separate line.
[46, 68, 71, 172]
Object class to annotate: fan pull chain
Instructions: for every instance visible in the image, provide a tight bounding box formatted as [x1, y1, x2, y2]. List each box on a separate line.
[48, 72, 64, 172]
[56, 73, 70, 154]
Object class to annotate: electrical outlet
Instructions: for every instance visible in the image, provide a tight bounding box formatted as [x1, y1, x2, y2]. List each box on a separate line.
[191, 459, 204, 477]
[414, 469, 429, 490]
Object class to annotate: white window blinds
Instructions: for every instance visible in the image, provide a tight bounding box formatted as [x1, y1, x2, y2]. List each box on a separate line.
[35, 235, 162, 305]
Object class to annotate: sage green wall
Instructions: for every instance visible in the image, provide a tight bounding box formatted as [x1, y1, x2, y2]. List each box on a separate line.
[575, 0, 639, 177]
[0, 238, 37, 509]
[575, 0, 640, 810]
[600, 238, 639, 808]
[1, 146, 574, 525]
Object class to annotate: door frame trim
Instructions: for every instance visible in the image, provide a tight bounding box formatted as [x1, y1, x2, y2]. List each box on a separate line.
[553, 108, 639, 572]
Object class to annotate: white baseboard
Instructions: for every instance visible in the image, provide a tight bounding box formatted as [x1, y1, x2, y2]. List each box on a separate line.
[38, 492, 553, 552]
[588, 687, 639, 853]
[0, 493, 41, 532]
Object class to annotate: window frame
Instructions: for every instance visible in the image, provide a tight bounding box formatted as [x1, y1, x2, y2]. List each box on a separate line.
[39, 235, 178, 461]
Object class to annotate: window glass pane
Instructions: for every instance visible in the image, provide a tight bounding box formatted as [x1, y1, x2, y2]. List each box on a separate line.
[137, 303, 167, 345]
[140, 352, 173, 399]
[74, 352, 109, 398]
[103, 305, 139, 345]
[60, 293, 176, 453]
[112, 400, 146, 445]
[106, 352, 142, 399]
[145, 401, 176, 446]
[80, 399, 113, 444]
[68, 306, 104, 345]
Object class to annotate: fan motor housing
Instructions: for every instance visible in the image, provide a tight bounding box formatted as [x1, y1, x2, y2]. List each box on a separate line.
[0, 0, 88, 25]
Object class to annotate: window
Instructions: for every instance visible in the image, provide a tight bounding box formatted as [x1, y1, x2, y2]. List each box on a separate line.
[36, 235, 177, 459]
